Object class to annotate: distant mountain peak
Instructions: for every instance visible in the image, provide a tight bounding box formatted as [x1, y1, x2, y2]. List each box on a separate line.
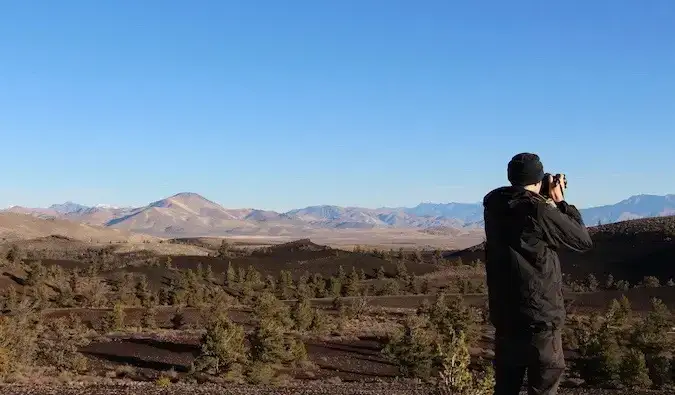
[48, 201, 91, 214]
[171, 192, 205, 198]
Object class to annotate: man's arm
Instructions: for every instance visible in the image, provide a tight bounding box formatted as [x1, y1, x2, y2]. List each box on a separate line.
[537, 200, 593, 252]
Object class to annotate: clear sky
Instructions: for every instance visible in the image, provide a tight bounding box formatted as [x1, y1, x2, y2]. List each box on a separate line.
[1, 1, 674, 211]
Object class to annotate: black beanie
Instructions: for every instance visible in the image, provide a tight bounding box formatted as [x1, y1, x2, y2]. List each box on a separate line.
[507, 153, 545, 186]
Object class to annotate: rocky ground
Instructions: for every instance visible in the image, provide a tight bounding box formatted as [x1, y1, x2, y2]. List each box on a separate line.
[0, 382, 667, 395]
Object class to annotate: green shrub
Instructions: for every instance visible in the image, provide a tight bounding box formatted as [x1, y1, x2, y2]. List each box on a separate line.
[641, 276, 661, 288]
[249, 318, 305, 365]
[252, 292, 293, 329]
[619, 348, 652, 388]
[291, 296, 313, 332]
[193, 313, 248, 375]
[428, 293, 480, 345]
[37, 315, 90, 372]
[382, 315, 436, 379]
[436, 331, 494, 395]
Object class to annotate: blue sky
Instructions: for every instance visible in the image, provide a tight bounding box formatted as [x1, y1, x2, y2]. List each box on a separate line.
[1, 1, 674, 211]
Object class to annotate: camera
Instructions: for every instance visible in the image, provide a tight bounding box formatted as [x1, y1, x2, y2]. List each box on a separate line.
[540, 173, 567, 199]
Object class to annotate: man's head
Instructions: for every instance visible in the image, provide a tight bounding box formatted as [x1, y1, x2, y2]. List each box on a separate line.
[508, 153, 545, 193]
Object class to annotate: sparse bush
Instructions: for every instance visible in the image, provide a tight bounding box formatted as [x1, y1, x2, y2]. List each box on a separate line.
[606, 296, 632, 327]
[350, 294, 370, 320]
[569, 297, 673, 389]
[25, 260, 46, 286]
[327, 276, 342, 298]
[171, 310, 186, 330]
[641, 276, 661, 288]
[245, 361, 276, 385]
[417, 298, 432, 316]
[79, 276, 110, 308]
[101, 302, 126, 332]
[667, 278, 675, 287]
[405, 275, 421, 294]
[249, 318, 306, 366]
[296, 273, 313, 299]
[0, 301, 41, 378]
[193, 313, 249, 375]
[343, 267, 361, 297]
[309, 308, 327, 334]
[396, 260, 408, 280]
[310, 273, 324, 298]
[216, 240, 234, 258]
[615, 280, 631, 291]
[379, 279, 400, 296]
[252, 292, 293, 329]
[605, 274, 615, 289]
[277, 270, 295, 300]
[291, 296, 313, 332]
[135, 275, 152, 308]
[376, 266, 386, 280]
[337, 265, 347, 284]
[645, 353, 672, 388]
[225, 261, 236, 287]
[421, 278, 431, 294]
[586, 274, 599, 292]
[155, 375, 172, 387]
[428, 293, 480, 345]
[37, 314, 90, 372]
[436, 331, 494, 395]
[619, 348, 652, 388]
[382, 314, 436, 379]
[141, 307, 158, 329]
[55, 287, 77, 308]
[630, 298, 672, 354]
[569, 314, 622, 385]
[114, 273, 138, 306]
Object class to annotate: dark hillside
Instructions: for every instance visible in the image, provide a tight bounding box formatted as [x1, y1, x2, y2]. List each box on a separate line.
[448, 215, 675, 284]
[167, 239, 438, 281]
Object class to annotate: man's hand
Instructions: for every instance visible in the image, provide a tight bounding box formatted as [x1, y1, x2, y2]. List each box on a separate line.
[549, 174, 566, 203]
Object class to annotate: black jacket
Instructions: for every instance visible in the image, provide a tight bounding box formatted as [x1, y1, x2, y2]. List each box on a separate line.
[483, 186, 593, 331]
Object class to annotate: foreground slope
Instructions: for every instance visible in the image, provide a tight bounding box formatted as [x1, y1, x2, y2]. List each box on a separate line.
[448, 215, 675, 284]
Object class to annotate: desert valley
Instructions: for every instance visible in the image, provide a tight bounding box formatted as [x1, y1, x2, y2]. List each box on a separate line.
[0, 192, 673, 394]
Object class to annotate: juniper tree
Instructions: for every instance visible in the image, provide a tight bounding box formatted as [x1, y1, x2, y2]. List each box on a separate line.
[310, 273, 325, 298]
[277, 270, 295, 300]
[291, 295, 313, 332]
[194, 313, 248, 375]
[25, 260, 46, 287]
[337, 266, 347, 284]
[203, 265, 214, 282]
[225, 261, 236, 287]
[376, 266, 386, 280]
[343, 267, 361, 297]
[326, 276, 341, 298]
[586, 274, 599, 292]
[605, 274, 615, 289]
[396, 260, 408, 280]
[135, 275, 152, 308]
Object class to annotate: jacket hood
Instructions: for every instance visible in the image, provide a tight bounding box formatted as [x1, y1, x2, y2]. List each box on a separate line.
[483, 186, 543, 214]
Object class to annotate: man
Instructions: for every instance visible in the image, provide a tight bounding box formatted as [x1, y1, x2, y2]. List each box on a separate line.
[483, 153, 593, 395]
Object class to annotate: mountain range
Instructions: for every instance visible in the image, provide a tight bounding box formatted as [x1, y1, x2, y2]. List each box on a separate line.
[3, 192, 674, 238]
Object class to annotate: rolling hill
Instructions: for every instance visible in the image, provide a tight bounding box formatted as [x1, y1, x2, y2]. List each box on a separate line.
[0, 212, 153, 243]
[3, 192, 675, 238]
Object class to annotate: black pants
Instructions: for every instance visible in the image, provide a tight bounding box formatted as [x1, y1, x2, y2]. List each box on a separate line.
[494, 327, 565, 395]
